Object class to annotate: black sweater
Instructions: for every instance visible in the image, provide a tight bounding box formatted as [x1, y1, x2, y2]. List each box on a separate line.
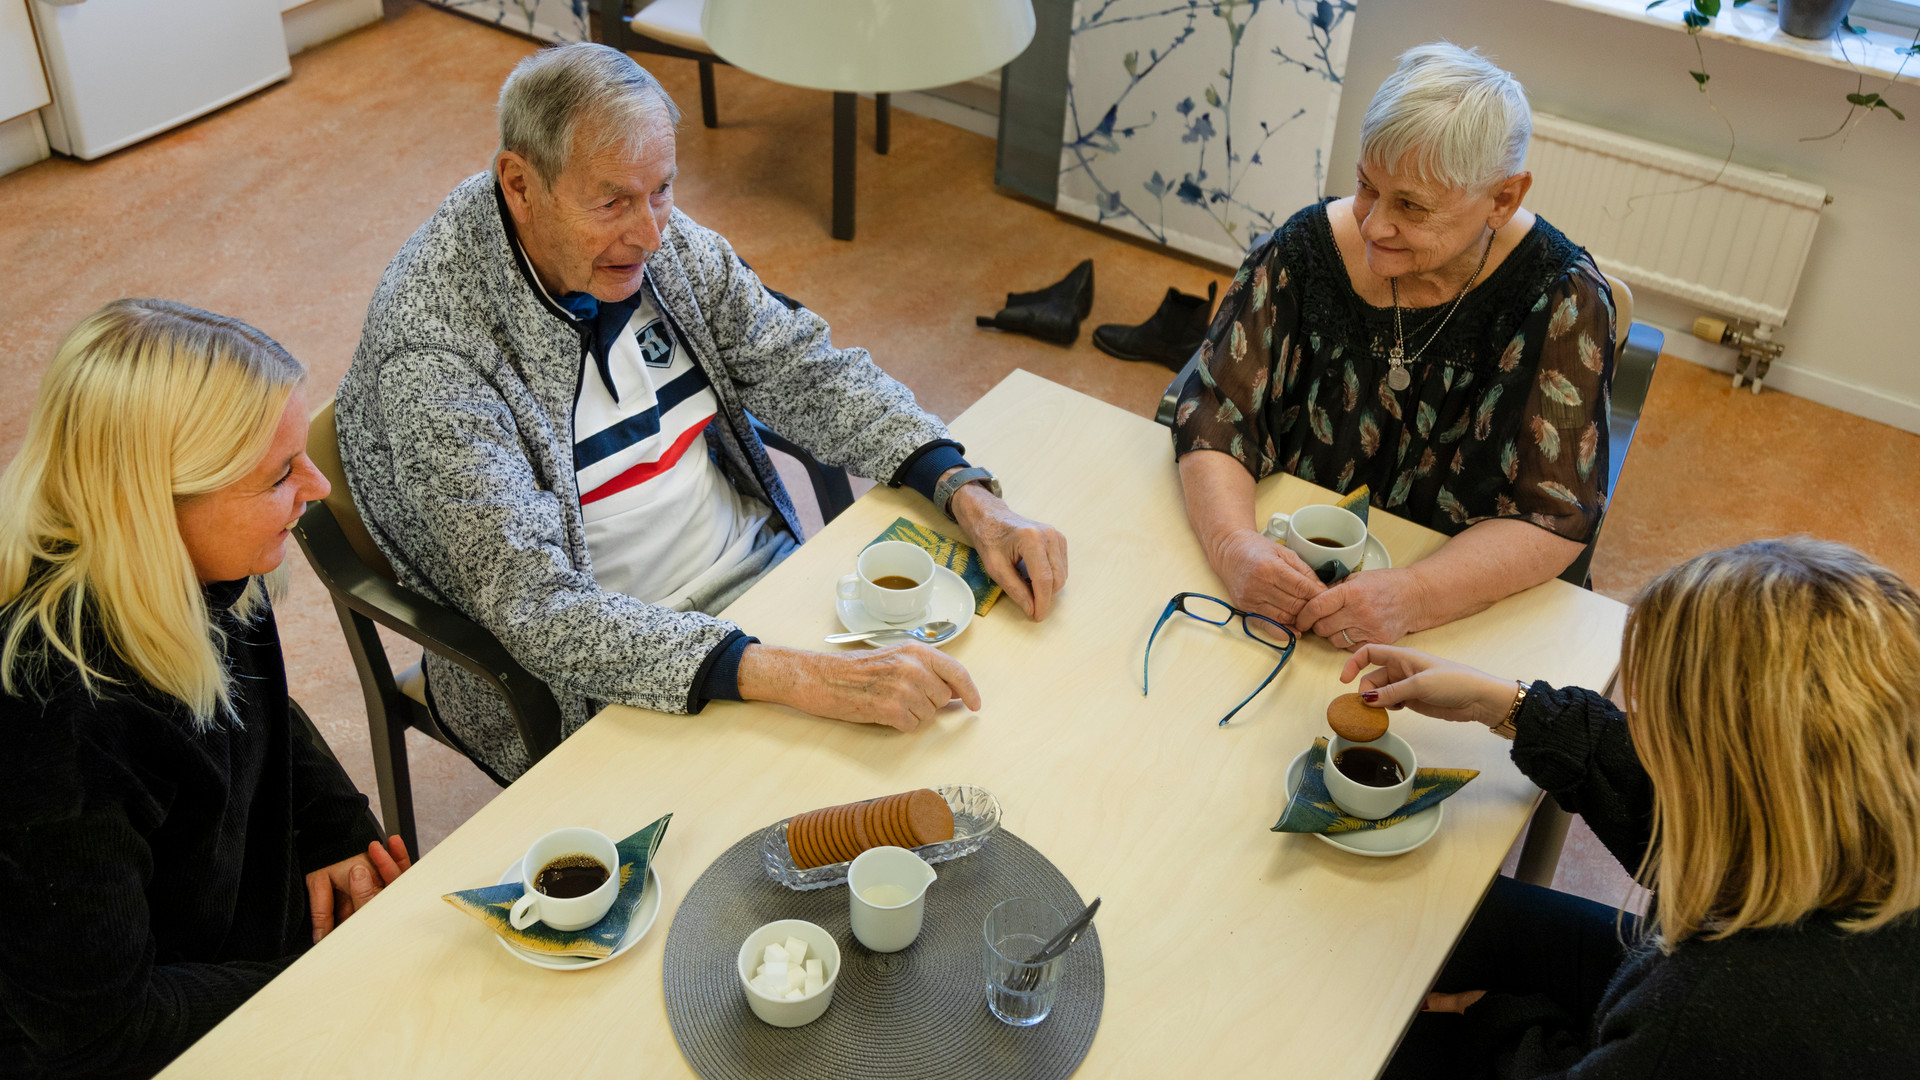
[0, 581, 379, 1079]
[1470, 682, 1920, 1077]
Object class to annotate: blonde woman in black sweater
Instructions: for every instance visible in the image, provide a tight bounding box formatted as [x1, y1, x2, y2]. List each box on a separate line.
[1354, 537, 1920, 1078]
[0, 300, 410, 1079]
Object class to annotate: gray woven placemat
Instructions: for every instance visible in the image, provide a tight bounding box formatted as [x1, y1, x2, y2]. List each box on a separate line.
[663, 826, 1103, 1080]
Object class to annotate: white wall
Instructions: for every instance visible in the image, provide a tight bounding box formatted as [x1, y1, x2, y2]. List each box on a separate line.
[1325, 0, 1920, 433]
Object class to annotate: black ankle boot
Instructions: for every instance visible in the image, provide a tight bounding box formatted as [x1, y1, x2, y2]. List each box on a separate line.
[975, 259, 1094, 346]
[1092, 281, 1218, 371]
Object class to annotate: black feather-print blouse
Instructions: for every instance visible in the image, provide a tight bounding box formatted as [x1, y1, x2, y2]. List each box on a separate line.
[1173, 200, 1614, 543]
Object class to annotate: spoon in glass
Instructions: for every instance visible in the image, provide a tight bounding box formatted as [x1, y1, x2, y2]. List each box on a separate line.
[823, 620, 959, 646]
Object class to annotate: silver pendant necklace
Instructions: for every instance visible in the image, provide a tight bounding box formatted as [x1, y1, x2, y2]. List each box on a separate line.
[1387, 231, 1494, 392]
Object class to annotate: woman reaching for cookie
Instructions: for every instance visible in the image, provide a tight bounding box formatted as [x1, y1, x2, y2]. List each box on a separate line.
[1344, 537, 1920, 1077]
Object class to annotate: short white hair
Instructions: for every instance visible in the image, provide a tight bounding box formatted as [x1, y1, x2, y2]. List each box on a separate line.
[1359, 42, 1530, 194]
[495, 42, 681, 187]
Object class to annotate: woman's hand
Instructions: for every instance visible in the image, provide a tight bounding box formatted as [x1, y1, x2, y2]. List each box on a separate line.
[1296, 568, 1430, 650]
[1423, 990, 1487, 1014]
[1338, 643, 1516, 729]
[1209, 528, 1326, 625]
[307, 836, 412, 943]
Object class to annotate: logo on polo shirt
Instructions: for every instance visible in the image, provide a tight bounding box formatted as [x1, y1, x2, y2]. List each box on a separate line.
[635, 320, 674, 368]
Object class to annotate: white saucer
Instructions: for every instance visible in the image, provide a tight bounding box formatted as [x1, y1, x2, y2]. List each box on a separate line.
[492, 858, 664, 970]
[1284, 749, 1441, 857]
[834, 564, 975, 648]
[1360, 535, 1392, 571]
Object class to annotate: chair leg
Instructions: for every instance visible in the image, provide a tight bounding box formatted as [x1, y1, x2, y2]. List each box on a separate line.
[1513, 796, 1573, 887]
[875, 92, 890, 154]
[832, 91, 856, 241]
[329, 597, 420, 859]
[698, 61, 718, 128]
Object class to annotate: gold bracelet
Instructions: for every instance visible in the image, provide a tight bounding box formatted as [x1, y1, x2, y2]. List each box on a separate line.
[1490, 679, 1525, 740]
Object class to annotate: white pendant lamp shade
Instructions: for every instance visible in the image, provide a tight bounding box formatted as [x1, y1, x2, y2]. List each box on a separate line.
[702, 0, 1036, 95]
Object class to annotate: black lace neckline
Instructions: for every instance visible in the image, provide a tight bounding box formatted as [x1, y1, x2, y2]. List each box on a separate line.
[1286, 199, 1585, 371]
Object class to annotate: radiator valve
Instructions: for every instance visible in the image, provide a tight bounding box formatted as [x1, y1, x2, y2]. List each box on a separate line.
[1692, 317, 1782, 394]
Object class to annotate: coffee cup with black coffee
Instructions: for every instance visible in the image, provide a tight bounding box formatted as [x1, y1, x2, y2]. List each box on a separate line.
[836, 540, 936, 624]
[1322, 731, 1418, 821]
[508, 827, 621, 931]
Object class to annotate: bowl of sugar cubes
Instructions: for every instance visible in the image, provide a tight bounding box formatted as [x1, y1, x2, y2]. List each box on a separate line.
[736, 919, 841, 1027]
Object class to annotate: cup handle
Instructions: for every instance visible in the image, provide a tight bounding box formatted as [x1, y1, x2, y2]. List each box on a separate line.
[837, 573, 860, 602]
[508, 891, 540, 931]
[1262, 512, 1291, 543]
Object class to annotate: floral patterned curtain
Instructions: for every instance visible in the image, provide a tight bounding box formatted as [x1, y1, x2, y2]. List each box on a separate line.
[1057, 0, 1357, 266]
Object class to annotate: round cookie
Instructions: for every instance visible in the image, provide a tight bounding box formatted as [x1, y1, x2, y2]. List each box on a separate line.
[797, 811, 828, 869]
[905, 788, 955, 845]
[823, 804, 853, 864]
[787, 814, 814, 868]
[833, 803, 861, 863]
[852, 801, 873, 857]
[884, 793, 913, 847]
[1327, 692, 1389, 742]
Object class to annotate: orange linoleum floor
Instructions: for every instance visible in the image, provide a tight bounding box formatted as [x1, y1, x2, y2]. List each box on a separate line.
[4, 2, 1917, 906]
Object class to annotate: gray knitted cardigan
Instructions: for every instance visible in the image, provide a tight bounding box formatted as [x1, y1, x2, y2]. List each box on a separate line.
[334, 174, 952, 780]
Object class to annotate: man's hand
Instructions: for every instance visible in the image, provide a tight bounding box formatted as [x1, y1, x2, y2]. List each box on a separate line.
[739, 644, 983, 731]
[307, 836, 412, 943]
[948, 481, 1069, 620]
[1208, 528, 1325, 625]
[1295, 567, 1429, 650]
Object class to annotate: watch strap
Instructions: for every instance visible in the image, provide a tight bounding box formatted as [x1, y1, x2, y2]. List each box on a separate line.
[933, 466, 1001, 521]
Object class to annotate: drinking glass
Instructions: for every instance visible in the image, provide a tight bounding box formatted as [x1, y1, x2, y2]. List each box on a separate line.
[982, 897, 1064, 1026]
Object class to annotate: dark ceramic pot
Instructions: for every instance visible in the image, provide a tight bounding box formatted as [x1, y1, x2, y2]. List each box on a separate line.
[1777, 0, 1856, 39]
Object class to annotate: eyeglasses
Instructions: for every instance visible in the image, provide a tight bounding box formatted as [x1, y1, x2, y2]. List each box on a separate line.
[1143, 592, 1298, 726]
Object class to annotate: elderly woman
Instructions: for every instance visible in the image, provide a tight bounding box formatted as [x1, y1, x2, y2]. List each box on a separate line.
[0, 300, 409, 1078]
[1352, 538, 1920, 1076]
[1175, 43, 1612, 650]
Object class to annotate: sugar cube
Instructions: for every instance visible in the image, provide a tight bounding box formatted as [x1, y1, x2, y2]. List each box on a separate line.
[783, 936, 808, 965]
[783, 988, 803, 1000]
[763, 944, 788, 966]
[785, 964, 806, 991]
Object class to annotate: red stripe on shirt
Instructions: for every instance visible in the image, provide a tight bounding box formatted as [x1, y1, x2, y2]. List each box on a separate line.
[579, 415, 715, 506]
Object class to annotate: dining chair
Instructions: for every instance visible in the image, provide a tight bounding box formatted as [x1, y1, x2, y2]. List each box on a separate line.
[296, 394, 858, 856]
[597, 0, 723, 128]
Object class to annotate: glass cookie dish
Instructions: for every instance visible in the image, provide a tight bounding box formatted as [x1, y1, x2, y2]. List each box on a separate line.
[761, 785, 1002, 891]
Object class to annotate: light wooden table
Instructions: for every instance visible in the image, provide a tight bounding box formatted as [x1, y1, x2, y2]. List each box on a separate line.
[164, 371, 1628, 1079]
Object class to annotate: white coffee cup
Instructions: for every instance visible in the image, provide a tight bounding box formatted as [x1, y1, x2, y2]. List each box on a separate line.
[847, 846, 937, 952]
[1323, 731, 1418, 821]
[1264, 504, 1367, 575]
[837, 541, 936, 624]
[508, 827, 620, 931]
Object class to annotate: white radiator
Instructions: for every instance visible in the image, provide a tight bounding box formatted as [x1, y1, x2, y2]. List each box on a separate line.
[1522, 112, 1827, 331]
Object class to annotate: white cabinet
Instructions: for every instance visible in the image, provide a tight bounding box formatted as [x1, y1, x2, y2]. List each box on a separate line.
[30, 0, 290, 160]
[0, 0, 52, 123]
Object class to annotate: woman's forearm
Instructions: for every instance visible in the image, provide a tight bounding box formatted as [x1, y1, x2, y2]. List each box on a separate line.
[1406, 518, 1586, 630]
[1177, 450, 1260, 567]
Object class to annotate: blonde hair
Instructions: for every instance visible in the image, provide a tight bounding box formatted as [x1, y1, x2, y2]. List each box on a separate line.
[1622, 538, 1920, 949]
[1360, 42, 1531, 193]
[0, 300, 304, 726]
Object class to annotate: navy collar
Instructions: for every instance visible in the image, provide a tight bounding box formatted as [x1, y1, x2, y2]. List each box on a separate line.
[493, 181, 643, 402]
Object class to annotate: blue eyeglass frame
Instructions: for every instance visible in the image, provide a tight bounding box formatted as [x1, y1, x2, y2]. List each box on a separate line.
[1142, 592, 1299, 726]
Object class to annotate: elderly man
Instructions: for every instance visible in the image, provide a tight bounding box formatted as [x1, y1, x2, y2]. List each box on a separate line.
[335, 44, 1067, 781]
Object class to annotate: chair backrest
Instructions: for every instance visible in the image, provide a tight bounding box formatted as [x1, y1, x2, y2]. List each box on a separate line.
[1602, 273, 1633, 351]
[307, 399, 398, 583]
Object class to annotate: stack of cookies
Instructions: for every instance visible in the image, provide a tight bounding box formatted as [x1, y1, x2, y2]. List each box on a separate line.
[786, 788, 956, 869]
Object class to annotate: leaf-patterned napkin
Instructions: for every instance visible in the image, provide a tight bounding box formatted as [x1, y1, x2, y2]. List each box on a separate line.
[1272, 739, 1476, 834]
[442, 814, 671, 958]
[867, 517, 1002, 616]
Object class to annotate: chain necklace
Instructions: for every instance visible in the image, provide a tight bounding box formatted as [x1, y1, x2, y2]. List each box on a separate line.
[1386, 231, 1494, 392]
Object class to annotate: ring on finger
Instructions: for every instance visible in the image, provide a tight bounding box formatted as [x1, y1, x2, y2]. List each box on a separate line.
[1340, 629, 1356, 648]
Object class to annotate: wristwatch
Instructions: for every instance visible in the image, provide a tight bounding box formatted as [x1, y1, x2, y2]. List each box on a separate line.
[1490, 679, 1526, 740]
[933, 466, 1002, 521]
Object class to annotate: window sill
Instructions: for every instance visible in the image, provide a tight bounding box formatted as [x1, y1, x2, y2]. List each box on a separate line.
[1541, 0, 1920, 86]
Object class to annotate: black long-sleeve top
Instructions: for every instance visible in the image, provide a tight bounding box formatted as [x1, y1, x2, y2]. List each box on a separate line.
[0, 580, 380, 1079]
[1470, 682, 1920, 1077]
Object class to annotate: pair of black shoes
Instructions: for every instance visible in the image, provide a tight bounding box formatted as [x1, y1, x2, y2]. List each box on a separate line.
[975, 260, 1217, 372]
